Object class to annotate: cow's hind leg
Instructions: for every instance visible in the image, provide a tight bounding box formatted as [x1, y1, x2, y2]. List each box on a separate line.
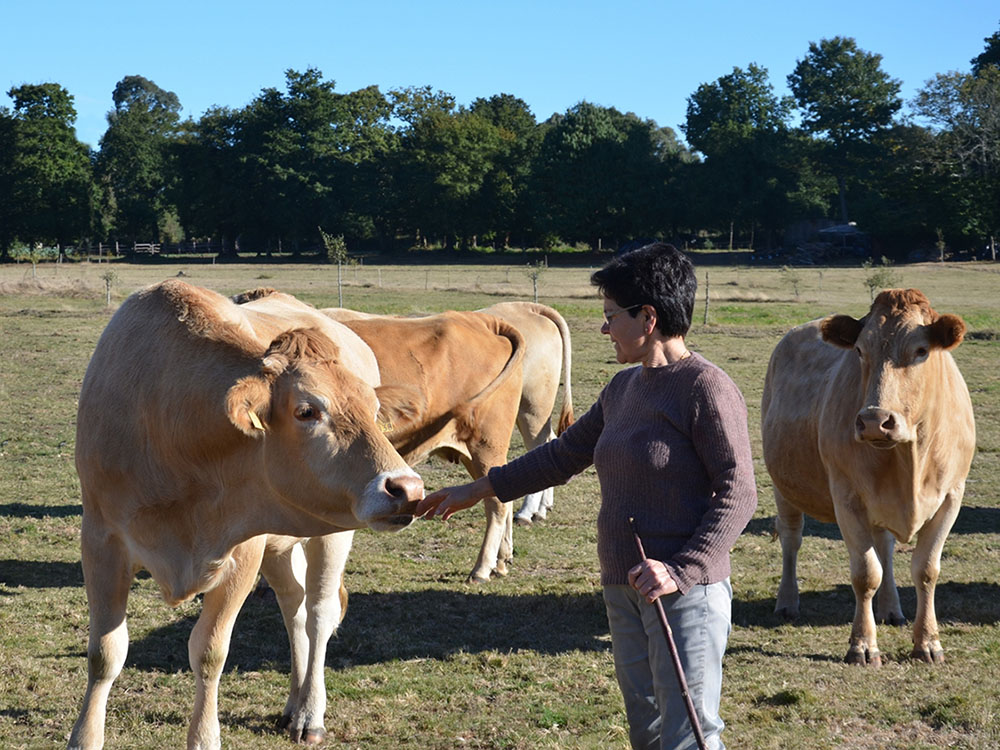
[910, 489, 962, 664]
[187, 536, 267, 750]
[513, 414, 556, 526]
[68, 522, 133, 750]
[260, 539, 310, 737]
[463, 454, 513, 583]
[291, 532, 353, 744]
[833, 498, 884, 667]
[773, 489, 804, 620]
[873, 528, 905, 626]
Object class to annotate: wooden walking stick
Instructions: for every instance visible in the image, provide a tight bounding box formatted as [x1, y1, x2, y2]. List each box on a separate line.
[628, 517, 708, 750]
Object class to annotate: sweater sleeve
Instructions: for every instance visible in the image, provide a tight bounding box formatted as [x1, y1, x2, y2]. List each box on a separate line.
[662, 369, 758, 593]
[488, 394, 605, 504]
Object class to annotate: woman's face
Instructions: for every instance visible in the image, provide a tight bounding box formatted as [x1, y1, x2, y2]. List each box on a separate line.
[601, 295, 647, 364]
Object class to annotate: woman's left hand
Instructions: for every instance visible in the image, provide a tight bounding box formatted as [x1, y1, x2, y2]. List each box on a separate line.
[627, 559, 679, 603]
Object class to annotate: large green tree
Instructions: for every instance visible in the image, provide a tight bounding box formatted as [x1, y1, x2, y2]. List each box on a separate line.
[971, 22, 1000, 77]
[684, 64, 800, 248]
[468, 94, 540, 248]
[97, 75, 182, 243]
[1, 83, 94, 253]
[788, 37, 902, 223]
[531, 102, 674, 249]
[912, 66, 1000, 257]
[397, 106, 505, 249]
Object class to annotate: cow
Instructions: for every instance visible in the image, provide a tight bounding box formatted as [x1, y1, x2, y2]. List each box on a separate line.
[68, 280, 424, 750]
[324, 302, 574, 530]
[476, 302, 574, 526]
[761, 288, 976, 667]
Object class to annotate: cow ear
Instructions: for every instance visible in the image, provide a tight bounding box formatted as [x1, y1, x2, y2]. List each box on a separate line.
[821, 314, 864, 349]
[226, 375, 272, 437]
[927, 313, 966, 351]
[375, 384, 427, 435]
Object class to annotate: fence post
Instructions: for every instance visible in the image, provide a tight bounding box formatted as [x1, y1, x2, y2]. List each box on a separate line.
[703, 272, 710, 325]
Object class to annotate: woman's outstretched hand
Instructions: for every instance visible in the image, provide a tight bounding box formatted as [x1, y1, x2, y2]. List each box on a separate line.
[415, 475, 495, 521]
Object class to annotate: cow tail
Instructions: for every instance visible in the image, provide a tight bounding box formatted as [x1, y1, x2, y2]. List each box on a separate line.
[524, 303, 575, 434]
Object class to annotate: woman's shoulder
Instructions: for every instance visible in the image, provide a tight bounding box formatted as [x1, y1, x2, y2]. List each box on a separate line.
[688, 354, 747, 405]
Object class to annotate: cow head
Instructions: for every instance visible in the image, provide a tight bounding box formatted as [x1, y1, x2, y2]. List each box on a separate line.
[225, 328, 424, 531]
[821, 289, 965, 449]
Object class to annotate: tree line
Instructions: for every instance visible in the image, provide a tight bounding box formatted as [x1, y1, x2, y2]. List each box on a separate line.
[1, 29, 998, 262]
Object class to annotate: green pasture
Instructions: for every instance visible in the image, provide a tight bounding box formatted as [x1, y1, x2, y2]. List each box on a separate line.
[1, 258, 999, 749]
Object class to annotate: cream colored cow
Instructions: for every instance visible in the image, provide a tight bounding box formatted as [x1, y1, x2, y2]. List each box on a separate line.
[68, 280, 423, 750]
[761, 289, 975, 666]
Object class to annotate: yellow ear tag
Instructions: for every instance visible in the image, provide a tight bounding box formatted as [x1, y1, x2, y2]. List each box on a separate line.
[248, 411, 265, 431]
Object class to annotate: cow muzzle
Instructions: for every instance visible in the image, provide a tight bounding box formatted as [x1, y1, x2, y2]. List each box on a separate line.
[855, 406, 910, 447]
[364, 469, 425, 529]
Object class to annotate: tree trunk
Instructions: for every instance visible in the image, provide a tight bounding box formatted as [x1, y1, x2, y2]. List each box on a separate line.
[837, 174, 849, 223]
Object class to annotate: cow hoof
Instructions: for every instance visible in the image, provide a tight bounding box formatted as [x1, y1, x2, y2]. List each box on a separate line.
[466, 574, 490, 585]
[289, 725, 327, 745]
[845, 647, 881, 667]
[911, 646, 945, 664]
[878, 612, 907, 626]
[514, 516, 533, 528]
[774, 606, 799, 621]
[300, 728, 327, 745]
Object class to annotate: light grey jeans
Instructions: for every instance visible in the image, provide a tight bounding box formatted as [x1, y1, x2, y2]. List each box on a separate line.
[603, 579, 732, 750]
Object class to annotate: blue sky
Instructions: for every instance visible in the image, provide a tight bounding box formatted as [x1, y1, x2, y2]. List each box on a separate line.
[3, 1, 997, 149]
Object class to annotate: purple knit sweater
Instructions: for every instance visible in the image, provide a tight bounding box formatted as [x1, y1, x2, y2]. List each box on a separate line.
[488, 353, 758, 591]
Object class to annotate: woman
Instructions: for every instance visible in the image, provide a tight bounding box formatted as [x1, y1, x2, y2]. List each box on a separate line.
[416, 242, 757, 750]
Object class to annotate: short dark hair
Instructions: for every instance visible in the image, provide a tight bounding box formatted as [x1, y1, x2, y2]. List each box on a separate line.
[590, 242, 696, 337]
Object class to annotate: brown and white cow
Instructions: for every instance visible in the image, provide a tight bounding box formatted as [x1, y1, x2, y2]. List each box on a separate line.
[476, 302, 574, 526]
[68, 280, 423, 750]
[761, 289, 975, 666]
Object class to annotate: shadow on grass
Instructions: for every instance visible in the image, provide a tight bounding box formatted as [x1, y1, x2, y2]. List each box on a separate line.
[743, 504, 1000, 540]
[0, 559, 83, 588]
[0, 502, 80, 519]
[122, 578, 1000, 678]
[743, 516, 842, 540]
[951, 505, 1000, 534]
[126, 589, 610, 674]
[734, 580, 1000, 629]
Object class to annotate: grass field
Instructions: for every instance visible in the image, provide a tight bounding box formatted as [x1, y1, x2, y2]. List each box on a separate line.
[1, 257, 999, 749]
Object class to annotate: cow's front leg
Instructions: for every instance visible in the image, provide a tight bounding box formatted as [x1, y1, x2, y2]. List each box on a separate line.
[910, 489, 962, 663]
[773, 489, 803, 620]
[834, 503, 883, 666]
[187, 535, 266, 750]
[68, 525, 133, 750]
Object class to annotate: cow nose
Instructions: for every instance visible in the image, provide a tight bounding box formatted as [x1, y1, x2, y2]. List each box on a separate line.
[855, 407, 900, 443]
[385, 472, 425, 506]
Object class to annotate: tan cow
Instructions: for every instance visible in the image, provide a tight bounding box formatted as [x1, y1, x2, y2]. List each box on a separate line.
[68, 280, 423, 750]
[476, 302, 574, 526]
[236, 294, 566, 744]
[761, 289, 975, 666]
[325, 302, 574, 529]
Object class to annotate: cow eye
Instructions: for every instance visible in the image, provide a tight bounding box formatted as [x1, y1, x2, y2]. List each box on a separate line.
[914, 347, 928, 361]
[294, 404, 319, 421]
